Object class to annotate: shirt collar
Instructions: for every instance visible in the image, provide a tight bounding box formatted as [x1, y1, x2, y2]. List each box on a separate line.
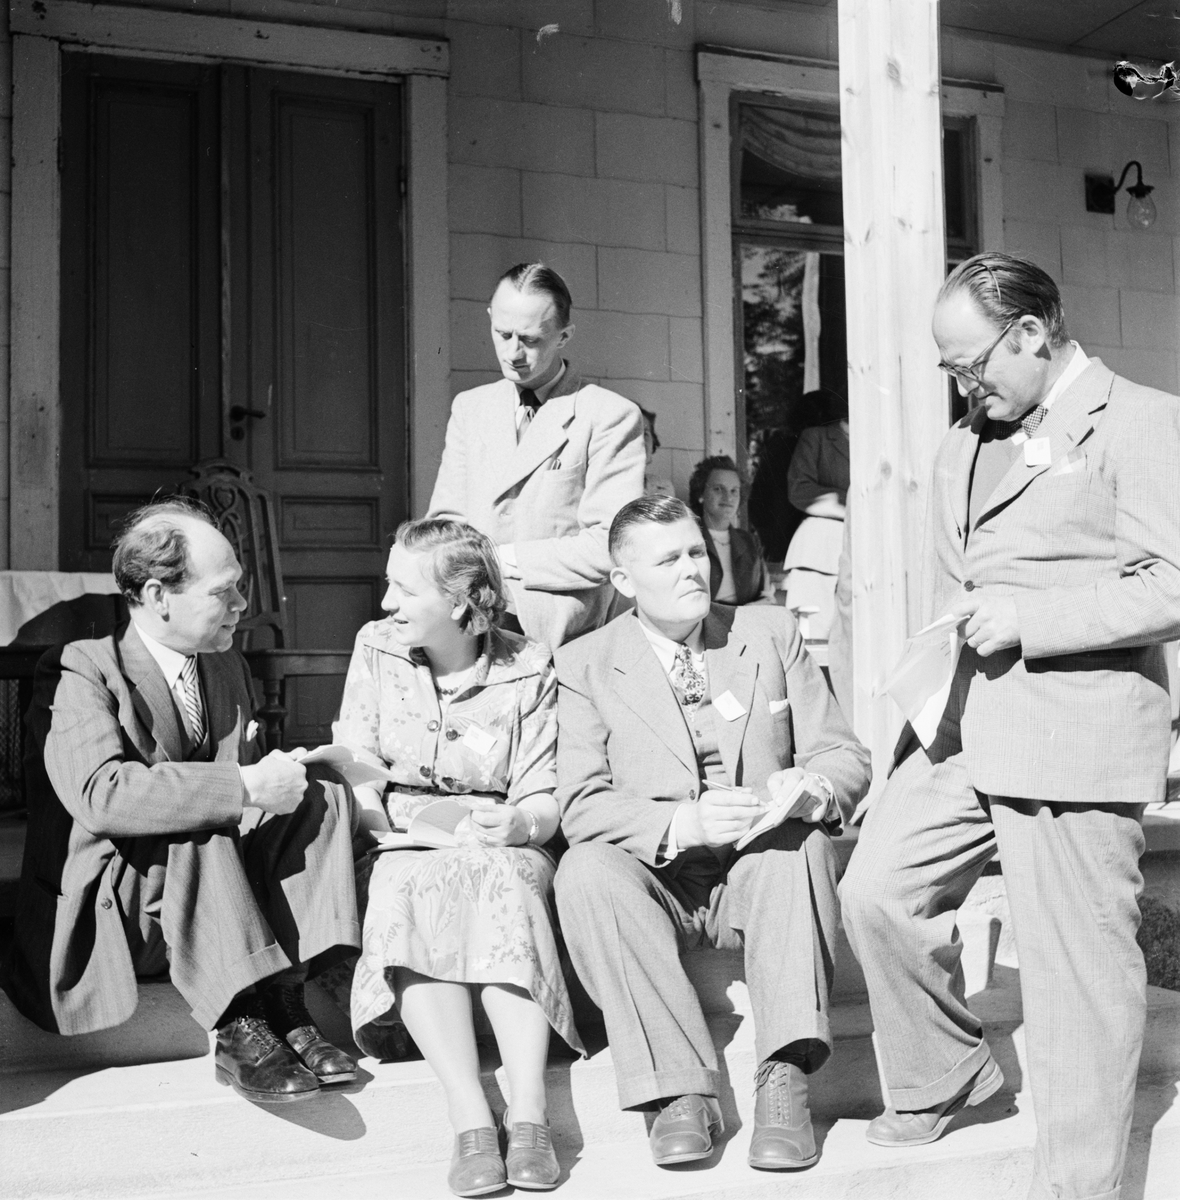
[1039, 342, 1089, 414]
[518, 360, 567, 406]
[133, 621, 191, 688]
[636, 614, 705, 677]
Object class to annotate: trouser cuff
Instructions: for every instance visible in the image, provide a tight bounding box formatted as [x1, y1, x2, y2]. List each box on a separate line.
[189, 942, 291, 1031]
[886, 1039, 993, 1110]
[616, 1067, 721, 1112]
[1027, 1175, 1121, 1200]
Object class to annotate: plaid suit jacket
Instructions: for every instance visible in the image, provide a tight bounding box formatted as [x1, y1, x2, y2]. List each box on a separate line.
[923, 358, 1180, 803]
[5, 622, 260, 1034]
[555, 605, 871, 865]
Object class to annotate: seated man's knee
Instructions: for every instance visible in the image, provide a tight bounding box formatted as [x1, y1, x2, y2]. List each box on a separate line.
[838, 855, 898, 932]
[556, 842, 634, 906]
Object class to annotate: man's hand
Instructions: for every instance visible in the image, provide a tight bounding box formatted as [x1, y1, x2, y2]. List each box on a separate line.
[240, 749, 308, 814]
[951, 591, 1021, 657]
[677, 787, 767, 848]
[767, 767, 828, 823]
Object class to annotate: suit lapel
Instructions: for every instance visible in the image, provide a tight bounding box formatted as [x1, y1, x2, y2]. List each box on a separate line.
[495, 368, 580, 498]
[703, 610, 758, 787]
[608, 616, 698, 779]
[949, 410, 984, 547]
[119, 622, 184, 763]
[199, 652, 247, 761]
[973, 360, 1114, 529]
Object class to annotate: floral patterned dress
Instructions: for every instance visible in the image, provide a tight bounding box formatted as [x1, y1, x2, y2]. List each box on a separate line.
[334, 620, 582, 1055]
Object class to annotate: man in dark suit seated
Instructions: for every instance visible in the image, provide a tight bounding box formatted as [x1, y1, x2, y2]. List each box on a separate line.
[4, 499, 360, 1104]
[553, 496, 871, 1171]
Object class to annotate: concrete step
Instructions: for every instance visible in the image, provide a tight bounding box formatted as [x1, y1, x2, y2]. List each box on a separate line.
[3, 967, 1179, 1199]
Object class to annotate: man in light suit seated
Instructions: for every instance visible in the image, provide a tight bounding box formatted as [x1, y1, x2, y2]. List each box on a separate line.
[554, 496, 871, 1171]
[5, 500, 360, 1105]
[428, 262, 645, 651]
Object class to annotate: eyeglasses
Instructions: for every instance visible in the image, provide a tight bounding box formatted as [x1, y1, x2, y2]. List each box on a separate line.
[937, 317, 1018, 388]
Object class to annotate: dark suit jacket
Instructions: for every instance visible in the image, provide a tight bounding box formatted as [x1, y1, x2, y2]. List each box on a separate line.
[702, 523, 765, 606]
[5, 621, 262, 1034]
[555, 605, 871, 866]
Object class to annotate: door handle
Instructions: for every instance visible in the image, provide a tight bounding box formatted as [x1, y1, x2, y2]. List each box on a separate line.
[229, 405, 267, 422]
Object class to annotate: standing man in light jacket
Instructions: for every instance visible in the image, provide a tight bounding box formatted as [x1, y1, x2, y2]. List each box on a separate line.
[841, 253, 1180, 1200]
[428, 262, 645, 651]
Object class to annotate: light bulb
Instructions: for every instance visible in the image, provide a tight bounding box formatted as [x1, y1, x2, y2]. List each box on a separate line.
[1127, 192, 1157, 229]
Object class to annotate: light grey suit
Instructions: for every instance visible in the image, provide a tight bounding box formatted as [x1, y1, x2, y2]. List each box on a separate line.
[841, 359, 1180, 1200]
[428, 367, 645, 651]
[555, 605, 870, 1108]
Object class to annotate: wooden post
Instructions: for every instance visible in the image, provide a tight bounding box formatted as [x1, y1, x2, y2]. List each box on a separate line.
[838, 0, 949, 794]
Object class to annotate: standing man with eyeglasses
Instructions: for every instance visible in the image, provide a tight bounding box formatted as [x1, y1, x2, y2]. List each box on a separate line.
[841, 253, 1180, 1200]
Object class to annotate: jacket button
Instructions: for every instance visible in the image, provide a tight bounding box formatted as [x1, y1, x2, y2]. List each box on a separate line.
[445, 728, 459, 741]
[100, 898, 112, 910]
[964, 580, 976, 591]
[419, 764, 431, 778]
[688, 788, 697, 800]
[427, 719, 440, 732]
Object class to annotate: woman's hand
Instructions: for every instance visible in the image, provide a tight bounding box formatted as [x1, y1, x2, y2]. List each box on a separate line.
[466, 801, 530, 848]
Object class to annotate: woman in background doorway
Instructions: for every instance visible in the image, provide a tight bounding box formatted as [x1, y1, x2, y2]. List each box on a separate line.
[639, 407, 676, 498]
[689, 455, 767, 606]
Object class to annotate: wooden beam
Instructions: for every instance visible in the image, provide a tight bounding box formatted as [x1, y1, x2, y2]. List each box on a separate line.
[9, 0, 449, 78]
[837, 0, 949, 791]
[9, 34, 60, 570]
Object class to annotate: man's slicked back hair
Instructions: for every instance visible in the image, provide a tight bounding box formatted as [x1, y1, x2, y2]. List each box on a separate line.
[112, 496, 217, 605]
[609, 495, 695, 564]
[494, 262, 573, 328]
[939, 252, 1070, 348]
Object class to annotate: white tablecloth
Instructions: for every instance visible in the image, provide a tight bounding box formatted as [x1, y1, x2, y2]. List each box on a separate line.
[0, 571, 120, 647]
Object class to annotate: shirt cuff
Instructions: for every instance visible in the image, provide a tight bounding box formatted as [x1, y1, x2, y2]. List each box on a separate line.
[811, 773, 837, 822]
[658, 804, 686, 863]
[500, 544, 518, 570]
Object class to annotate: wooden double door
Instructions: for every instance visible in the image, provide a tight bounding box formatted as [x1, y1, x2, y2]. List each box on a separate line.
[59, 52, 407, 742]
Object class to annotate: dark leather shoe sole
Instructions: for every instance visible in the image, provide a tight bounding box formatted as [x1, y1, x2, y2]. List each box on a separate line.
[215, 1063, 319, 1104]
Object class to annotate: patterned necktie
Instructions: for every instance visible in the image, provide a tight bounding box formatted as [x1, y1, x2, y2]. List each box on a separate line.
[670, 643, 706, 708]
[517, 388, 541, 442]
[179, 655, 205, 745]
[991, 404, 1047, 441]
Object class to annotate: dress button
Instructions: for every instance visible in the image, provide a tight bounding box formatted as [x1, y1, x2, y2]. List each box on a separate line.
[427, 719, 440, 732]
[964, 580, 976, 591]
[100, 898, 112, 910]
[419, 764, 431, 778]
[441, 776, 454, 788]
[445, 728, 459, 741]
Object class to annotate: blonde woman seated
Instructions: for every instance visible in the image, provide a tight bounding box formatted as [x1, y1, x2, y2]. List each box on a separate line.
[335, 518, 582, 1197]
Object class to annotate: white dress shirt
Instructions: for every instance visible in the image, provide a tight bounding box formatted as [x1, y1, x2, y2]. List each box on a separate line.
[134, 622, 203, 741]
[1015, 342, 1089, 440]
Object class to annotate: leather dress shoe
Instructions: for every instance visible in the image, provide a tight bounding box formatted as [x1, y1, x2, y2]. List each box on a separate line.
[649, 1094, 724, 1166]
[263, 981, 357, 1085]
[447, 1127, 505, 1198]
[504, 1119, 560, 1190]
[214, 1014, 320, 1103]
[354, 1017, 419, 1063]
[748, 1060, 818, 1169]
[867, 1056, 1004, 1147]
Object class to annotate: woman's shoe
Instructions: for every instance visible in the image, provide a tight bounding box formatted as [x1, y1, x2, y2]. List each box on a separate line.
[447, 1127, 505, 1197]
[505, 1120, 560, 1190]
[353, 1018, 419, 1063]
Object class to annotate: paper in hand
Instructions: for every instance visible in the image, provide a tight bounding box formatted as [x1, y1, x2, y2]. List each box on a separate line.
[734, 773, 819, 851]
[878, 613, 965, 749]
[297, 744, 398, 789]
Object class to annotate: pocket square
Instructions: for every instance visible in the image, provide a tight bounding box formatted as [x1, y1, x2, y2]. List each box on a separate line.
[768, 699, 790, 715]
[1051, 448, 1086, 477]
[245, 719, 259, 742]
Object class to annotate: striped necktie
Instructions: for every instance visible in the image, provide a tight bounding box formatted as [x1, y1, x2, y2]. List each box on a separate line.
[179, 655, 205, 745]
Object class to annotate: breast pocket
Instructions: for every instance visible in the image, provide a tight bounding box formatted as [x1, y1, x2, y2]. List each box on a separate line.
[530, 461, 587, 531]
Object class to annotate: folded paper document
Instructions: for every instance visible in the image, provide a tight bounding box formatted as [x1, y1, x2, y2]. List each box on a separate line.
[296, 744, 400, 789]
[374, 799, 474, 851]
[733, 772, 823, 851]
[879, 613, 966, 749]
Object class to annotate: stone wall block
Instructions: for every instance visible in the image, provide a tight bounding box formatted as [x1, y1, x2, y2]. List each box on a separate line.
[1003, 159, 1084, 227]
[993, 45, 1112, 113]
[695, 1, 830, 59]
[940, 32, 997, 84]
[597, 246, 700, 317]
[595, 112, 697, 186]
[665, 47, 697, 122]
[448, 20, 521, 100]
[1054, 107, 1113, 170]
[522, 34, 665, 115]
[450, 96, 594, 176]
[607, 379, 704, 447]
[450, 368, 500, 400]
[1093, 345, 1178, 393]
[450, 232, 598, 307]
[573, 310, 670, 380]
[446, 0, 593, 35]
[665, 184, 700, 255]
[669, 316, 703, 384]
[1108, 231, 1175, 293]
[1060, 225, 1110, 288]
[1059, 284, 1120, 346]
[594, 0, 694, 47]
[1119, 289, 1180, 351]
[449, 164, 522, 237]
[1002, 101, 1057, 163]
[522, 172, 666, 250]
[1003, 218, 1062, 279]
[450, 298, 499, 371]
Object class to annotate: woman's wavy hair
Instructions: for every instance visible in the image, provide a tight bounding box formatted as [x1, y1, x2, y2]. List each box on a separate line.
[688, 454, 743, 516]
[394, 517, 507, 636]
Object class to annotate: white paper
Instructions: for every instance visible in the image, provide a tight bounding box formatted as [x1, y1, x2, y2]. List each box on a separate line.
[1023, 437, 1051, 466]
[878, 613, 965, 749]
[298, 744, 398, 789]
[734, 774, 814, 851]
[374, 798, 476, 851]
[712, 690, 747, 722]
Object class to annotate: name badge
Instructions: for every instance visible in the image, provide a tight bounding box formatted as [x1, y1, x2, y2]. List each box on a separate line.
[461, 725, 498, 757]
[1023, 437, 1051, 467]
[713, 690, 747, 722]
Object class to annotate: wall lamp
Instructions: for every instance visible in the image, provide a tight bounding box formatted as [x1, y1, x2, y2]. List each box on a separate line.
[1084, 160, 1157, 229]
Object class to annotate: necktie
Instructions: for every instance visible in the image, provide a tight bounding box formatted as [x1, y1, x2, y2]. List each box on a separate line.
[517, 388, 540, 442]
[990, 404, 1047, 441]
[670, 644, 706, 708]
[179, 655, 205, 745]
